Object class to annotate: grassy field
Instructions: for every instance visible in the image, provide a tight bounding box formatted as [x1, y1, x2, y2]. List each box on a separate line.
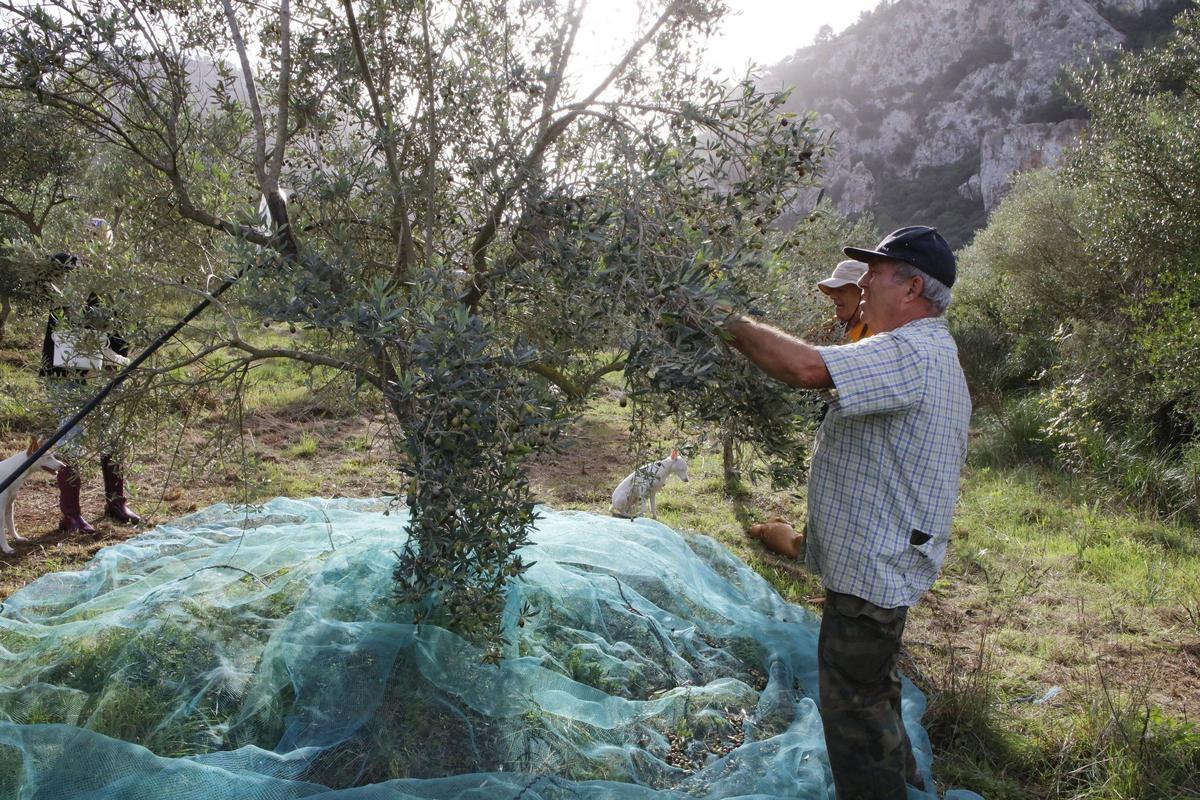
[1, 318, 1197, 798]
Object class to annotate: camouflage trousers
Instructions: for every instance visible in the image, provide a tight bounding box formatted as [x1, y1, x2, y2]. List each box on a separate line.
[818, 589, 923, 799]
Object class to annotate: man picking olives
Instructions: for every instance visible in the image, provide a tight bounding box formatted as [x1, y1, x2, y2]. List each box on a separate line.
[721, 226, 971, 799]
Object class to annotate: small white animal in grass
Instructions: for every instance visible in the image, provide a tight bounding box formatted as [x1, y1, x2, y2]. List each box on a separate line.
[611, 450, 689, 519]
[0, 437, 66, 554]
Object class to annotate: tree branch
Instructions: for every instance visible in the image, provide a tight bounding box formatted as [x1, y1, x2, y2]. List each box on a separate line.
[222, 0, 267, 184]
[270, 0, 291, 185]
[524, 362, 583, 398]
[417, 1, 442, 275]
[464, 0, 681, 309]
[524, 355, 627, 400]
[227, 341, 384, 392]
[340, 0, 415, 284]
[170, 176, 273, 246]
[0, 193, 37, 235]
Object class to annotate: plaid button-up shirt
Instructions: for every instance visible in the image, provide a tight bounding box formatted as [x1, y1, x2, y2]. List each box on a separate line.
[807, 316, 971, 608]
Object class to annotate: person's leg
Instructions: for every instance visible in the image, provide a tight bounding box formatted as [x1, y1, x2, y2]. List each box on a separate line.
[100, 454, 140, 524]
[47, 378, 96, 534]
[818, 589, 917, 800]
[57, 462, 97, 534]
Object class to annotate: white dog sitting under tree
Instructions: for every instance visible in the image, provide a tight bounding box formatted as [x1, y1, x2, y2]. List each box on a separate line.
[610, 450, 689, 519]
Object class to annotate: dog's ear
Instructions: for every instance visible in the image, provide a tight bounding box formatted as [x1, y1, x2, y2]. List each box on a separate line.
[670, 448, 679, 460]
[27, 436, 39, 456]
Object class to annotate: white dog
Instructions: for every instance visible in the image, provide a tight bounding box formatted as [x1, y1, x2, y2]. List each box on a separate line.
[611, 449, 689, 519]
[0, 437, 65, 554]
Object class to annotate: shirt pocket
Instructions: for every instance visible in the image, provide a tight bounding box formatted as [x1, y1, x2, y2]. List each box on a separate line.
[905, 529, 944, 583]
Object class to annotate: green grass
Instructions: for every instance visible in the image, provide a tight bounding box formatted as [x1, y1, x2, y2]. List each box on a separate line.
[284, 433, 318, 460]
[952, 467, 1199, 616]
[336, 457, 363, 474]
[921, 466, 1200, 798]
[0, 351, 51, 433]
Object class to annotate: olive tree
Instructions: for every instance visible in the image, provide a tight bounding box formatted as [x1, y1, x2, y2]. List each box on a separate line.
[0, 0, 826, 651]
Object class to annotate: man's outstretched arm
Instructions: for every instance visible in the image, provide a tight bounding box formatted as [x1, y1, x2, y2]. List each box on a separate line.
[723, 314, 834, 389]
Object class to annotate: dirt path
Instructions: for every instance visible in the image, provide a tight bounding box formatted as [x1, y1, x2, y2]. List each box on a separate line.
[0, 408, 393, 597]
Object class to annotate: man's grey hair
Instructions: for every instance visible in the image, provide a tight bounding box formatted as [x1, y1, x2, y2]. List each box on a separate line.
[892, 261, 952, 314]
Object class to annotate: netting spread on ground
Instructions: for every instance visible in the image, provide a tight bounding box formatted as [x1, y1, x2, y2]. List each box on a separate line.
[0, 499, 981, 799]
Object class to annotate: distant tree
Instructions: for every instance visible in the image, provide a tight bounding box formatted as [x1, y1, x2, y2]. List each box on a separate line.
[951, 5, 1200, 520]
[813, 24, 834, 45]
[950, 169, 1087, 410]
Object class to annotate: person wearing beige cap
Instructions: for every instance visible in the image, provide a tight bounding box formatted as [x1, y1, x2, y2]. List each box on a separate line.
[817, 259, 869, 342]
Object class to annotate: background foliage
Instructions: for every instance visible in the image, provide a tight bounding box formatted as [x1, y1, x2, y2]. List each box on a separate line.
[951, 4, 1200, 521]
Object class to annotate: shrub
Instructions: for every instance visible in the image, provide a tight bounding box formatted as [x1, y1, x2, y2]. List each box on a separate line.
[970, 394, 1059, 469]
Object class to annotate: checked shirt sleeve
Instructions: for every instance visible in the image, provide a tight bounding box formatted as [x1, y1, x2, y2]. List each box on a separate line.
[815, 334, 924, 416]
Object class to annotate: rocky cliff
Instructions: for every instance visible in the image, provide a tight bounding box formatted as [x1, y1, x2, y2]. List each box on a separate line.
[763, 0, 1189, 245]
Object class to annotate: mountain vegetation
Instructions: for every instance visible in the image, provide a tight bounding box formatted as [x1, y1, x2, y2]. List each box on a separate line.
[952, 4, 1200, 524]
[764, 0, 1194, 245]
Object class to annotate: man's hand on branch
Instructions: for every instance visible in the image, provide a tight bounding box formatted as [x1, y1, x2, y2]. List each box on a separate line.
[648, 283, 740, 337]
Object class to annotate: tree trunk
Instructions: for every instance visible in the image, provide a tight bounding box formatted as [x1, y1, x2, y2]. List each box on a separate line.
[722, 429, 738, 487]
[0, 294, 10, 343]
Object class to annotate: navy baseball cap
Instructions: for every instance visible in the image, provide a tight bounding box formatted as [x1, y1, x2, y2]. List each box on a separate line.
[843, 226, 957, 288]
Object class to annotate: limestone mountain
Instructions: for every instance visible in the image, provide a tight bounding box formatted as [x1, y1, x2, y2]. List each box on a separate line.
[764, 0, 1190, 245]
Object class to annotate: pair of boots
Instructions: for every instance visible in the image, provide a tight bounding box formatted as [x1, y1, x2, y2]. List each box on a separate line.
[57, 455, 141, 534]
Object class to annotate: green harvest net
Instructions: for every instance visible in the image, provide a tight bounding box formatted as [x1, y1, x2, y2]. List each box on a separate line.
[0, 498, 983, 799]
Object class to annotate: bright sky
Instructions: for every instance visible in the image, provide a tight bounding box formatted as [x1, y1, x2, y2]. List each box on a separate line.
[572, 0, 881, 83]
[702, 0, 881, 73]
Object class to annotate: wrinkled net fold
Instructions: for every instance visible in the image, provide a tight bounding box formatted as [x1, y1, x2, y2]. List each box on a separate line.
[0, 498, 981, 799]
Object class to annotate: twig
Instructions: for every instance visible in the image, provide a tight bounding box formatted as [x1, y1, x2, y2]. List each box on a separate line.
[170, 564, 269, 588]
[512, 775, 546, 800]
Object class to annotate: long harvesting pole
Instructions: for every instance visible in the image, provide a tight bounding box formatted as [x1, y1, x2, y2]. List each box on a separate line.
[0, 264, 254, 498]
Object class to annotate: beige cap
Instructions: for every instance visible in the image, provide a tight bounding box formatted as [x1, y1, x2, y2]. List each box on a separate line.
[817, 259, 867, 292]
